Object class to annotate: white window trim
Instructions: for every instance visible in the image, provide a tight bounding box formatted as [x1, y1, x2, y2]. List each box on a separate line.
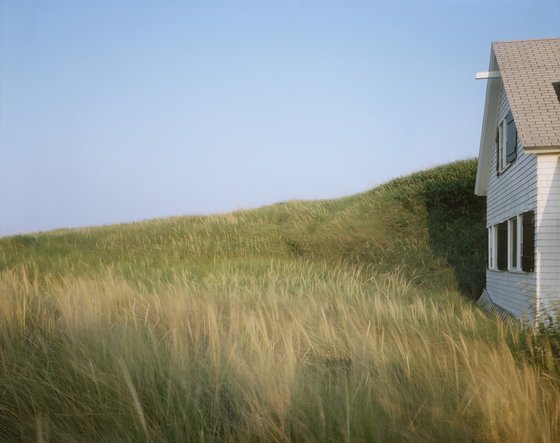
[507, 219, 513, 270]
[497, 116, 513, 174]
[519, 213, 525, 270]
[507, 216, 522, 271]
[517, 214, 523, 270]
[498, 121, 506, 172]
[488, 216, 525, 273]
[488, 226, 497, 270]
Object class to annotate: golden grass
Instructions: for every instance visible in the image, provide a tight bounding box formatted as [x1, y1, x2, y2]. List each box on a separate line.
[0, 160, 553, 440]
[1, 262, 559, 441]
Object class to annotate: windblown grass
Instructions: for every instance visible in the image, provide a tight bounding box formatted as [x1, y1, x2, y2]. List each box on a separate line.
[1, 159, 559, 441]
[1, 264, 559, 441]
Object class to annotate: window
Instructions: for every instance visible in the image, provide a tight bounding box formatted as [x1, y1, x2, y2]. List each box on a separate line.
[496, 110, 518, 174]
[508, 216, 520, 271]
[488, 226, 496, 270]
[488, 211, 534, 273]
[497, 221, 508, 270]
[553, 82, 560, 104]
[521, 211, 535, 272]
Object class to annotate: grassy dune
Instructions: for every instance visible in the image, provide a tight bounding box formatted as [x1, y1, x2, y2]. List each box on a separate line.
[1, 159, 560, 441]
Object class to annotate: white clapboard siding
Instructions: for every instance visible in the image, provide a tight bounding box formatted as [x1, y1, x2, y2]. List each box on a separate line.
[486, 86, 537, 319]
[486, 271, 536, 320]
[536, 155, 560, 315]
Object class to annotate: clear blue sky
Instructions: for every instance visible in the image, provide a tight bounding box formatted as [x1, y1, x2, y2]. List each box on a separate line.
[1, 0, 558, 236]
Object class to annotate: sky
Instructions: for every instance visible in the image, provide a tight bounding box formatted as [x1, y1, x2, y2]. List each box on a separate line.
[1, 0, 559, 237]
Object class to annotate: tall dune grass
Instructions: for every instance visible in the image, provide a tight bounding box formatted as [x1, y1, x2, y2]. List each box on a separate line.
[2, 160, 558, 440]
[1, 262, 559, 441]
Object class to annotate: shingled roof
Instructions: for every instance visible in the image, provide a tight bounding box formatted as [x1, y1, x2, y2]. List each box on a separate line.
[493, 38, 560, 150]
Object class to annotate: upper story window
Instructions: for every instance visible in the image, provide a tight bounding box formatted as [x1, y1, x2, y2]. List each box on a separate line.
[553, 81, 560, 104]
[496, 110, 518, 174]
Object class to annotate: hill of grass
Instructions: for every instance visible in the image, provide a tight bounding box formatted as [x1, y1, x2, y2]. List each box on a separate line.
[1, 159, 560, 441]
[0, 159, 485, 296]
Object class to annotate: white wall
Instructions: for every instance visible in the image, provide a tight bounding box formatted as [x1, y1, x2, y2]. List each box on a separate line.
[486, 85, 537, 320]
[536, 155, 560, 317]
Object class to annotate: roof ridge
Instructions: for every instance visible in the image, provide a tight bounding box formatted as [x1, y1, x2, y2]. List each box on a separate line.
[492, 37, 560, 45]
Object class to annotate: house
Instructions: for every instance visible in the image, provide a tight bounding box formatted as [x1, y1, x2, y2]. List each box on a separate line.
[475, 38, 560, 322]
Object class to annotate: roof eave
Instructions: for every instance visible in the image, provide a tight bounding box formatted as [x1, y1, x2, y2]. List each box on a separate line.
[475, 49, 501, 197]
[523, 145, 560, 154]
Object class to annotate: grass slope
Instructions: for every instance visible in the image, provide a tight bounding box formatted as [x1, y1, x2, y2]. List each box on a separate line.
[1, 159, 560, 442]
[1, 159, 485, 295]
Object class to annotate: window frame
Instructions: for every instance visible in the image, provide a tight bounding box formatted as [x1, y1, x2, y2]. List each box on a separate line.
[488, 213, 533, 273]
[496, 111, 517, 174]
[507, 215, 522, 271]
[497, 120, 507, 172]
[488, 226, 497, 270]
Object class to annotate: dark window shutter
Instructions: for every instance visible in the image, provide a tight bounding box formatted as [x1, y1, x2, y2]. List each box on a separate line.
[487, 228, 490, 269]
[522, 211, 535, 272]
[497, 221, 508, 271]
[506, 111, 517, 163]
[496, 127, 501, 173]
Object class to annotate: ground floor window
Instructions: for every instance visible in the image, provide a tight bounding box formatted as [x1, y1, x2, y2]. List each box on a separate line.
[488, 226, 495, 269]
[521, 210, 535, 272]
[497, 220, 508, 270]
[508, 216, 519, 270]
[488, 210, 534, 272]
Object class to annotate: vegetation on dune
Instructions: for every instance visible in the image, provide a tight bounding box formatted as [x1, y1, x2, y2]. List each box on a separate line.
[1, 159, 560, 441]
[0, 159, 485, 294]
